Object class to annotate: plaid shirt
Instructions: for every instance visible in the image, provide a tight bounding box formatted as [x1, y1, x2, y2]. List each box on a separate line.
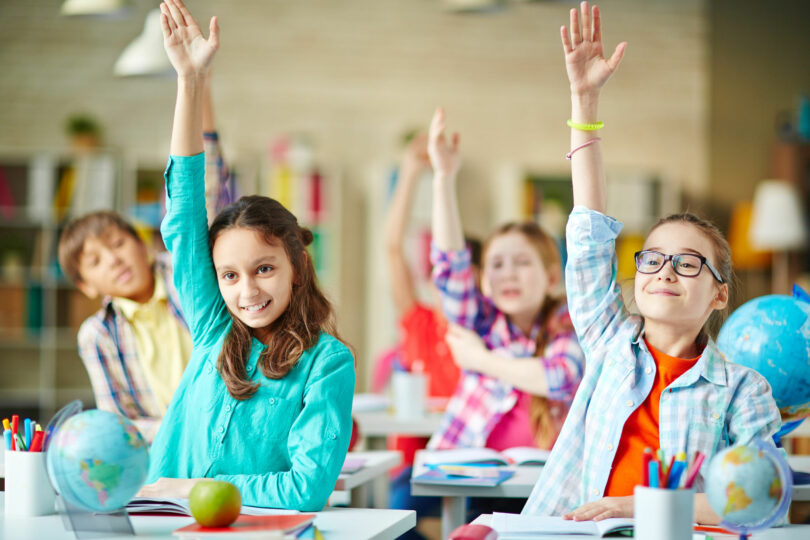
[75, 132, 233, 443]
[427, 244, 584, 450]
[522, 207, 781, 516]
[77, 253, 185, 442]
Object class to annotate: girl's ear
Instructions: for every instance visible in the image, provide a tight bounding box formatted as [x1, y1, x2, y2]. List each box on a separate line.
[711, 283, 729, 311]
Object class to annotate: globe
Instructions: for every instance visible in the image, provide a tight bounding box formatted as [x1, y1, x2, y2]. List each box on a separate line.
[705, 441, 792, 538]
[46, 408, 149, 513]
[717, 292, 810, 436]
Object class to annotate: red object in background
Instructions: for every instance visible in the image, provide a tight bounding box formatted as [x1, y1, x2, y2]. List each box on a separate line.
[348, 417, 360, 451]
[448, 524, 498, 540]
[400, 304, 459, 398]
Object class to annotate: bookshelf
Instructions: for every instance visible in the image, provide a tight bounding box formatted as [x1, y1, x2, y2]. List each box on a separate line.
[0, 149, 123, 422]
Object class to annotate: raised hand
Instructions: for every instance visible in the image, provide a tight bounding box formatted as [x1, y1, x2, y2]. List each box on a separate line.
[400, 132, 430, 180]
[561, 2, 625, 97]
[160, 0, 219, 78]
[427, 108, 461, 181]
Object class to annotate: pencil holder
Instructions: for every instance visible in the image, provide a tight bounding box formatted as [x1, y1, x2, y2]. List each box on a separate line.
[392, 371, 426, 421]
[4, 449, 57, 516]
[634, 486, 694, 540]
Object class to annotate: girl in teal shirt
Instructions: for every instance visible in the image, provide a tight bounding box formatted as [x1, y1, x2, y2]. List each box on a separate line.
[136, 0, 355, 510]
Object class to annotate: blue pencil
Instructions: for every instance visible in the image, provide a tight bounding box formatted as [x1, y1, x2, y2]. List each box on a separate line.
[3, 430, 10, 451]
[24, 418, 32, 447]
[648, 461, 660, 488]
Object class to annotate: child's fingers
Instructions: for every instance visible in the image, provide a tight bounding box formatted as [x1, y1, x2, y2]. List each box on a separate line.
[569, 8, 581, 46]
[165, 0, 186, 29]
[175, 0, 194, 27]
[580, 1, 591, 42]
[606, 41, 626, 71]
[560, 25, 572, 54]
[592, 5, 602, 44]
[160, 12, 172, 38]
[161, 3, 177, 32]
[429, 108, 445, 141]
[451, 132, 460, 153]
[209, 16, 219, 48]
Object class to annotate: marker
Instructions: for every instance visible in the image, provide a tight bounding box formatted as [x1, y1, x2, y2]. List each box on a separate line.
[29, 430, 44, 452]
[3, 430, 10, 451]
[2, 418, 9, 431]
[642, 447, 653, 487]
[648, 460, 660, 488]
[14, 432, 27, 452]
[683, 452, 706, 489]
[11, 414, 18, 451]
[24, 418, 32, 448]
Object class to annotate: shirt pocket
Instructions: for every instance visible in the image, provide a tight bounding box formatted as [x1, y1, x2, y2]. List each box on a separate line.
[249, 387, 300, 441]
[686, 407, 725, 457]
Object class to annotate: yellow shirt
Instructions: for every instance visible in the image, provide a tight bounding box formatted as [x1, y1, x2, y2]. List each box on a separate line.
[113, 271, 192, 412]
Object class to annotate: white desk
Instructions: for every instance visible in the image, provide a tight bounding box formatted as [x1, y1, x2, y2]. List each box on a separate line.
[0, 493, 415, 540]
[471, 514, 810, 539]
[414, 454, 810, 540]
[410, 450, 542, 539]
[332, 450, 402, 508]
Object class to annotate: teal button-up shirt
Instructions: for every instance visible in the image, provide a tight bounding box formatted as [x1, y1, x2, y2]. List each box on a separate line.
[146, 154, 355, 511]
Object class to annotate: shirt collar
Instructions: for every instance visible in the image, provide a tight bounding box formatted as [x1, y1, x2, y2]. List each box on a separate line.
[112, 270, 166, 320]
[635, 323, 728, 387]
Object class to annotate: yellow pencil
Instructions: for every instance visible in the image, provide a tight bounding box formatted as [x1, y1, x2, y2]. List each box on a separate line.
[314, 526, 325, 540]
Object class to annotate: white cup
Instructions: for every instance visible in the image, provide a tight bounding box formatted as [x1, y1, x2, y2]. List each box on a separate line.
[391, 371, 427, 421]
[634, 486, 694, 540]
[4, 449, 57, 516]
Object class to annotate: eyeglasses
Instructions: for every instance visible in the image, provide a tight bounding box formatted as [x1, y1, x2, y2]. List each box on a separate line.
[634, 250, 725, 283]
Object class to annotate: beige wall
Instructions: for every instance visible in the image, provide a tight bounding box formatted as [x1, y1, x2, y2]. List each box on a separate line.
[709, 0, 810, 207]
[1, 0, 712, 382]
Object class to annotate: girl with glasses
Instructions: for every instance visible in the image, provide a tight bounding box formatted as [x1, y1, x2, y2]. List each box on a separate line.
[522, 2, 780, 525]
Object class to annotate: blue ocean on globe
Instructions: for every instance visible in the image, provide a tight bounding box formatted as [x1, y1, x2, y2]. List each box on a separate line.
[46, 409, 149, 513]
[717, 292, 810, 425]
[705, 444, 787, 528]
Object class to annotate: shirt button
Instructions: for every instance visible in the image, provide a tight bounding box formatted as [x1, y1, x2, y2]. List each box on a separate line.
[626, 400, 633, 407]
[645, 367, 652, 374]
[225, 405, 231, 412]
[712, 413, 720, 420]
[592, 489, 599, 496]
[607, 443, 614, 451]
[269, 398, 275, 405]
[219, 426, 224, 433]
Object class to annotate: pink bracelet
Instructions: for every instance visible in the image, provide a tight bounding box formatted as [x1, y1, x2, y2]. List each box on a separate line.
[565, 137, 602, 160]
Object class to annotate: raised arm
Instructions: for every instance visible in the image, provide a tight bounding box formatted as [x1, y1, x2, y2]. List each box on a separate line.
[384, 133, 430, 315]
[160, 0, 219, 157]
[428, 108, 465, 252]
[563, 2, 625, 212]
[201, 74, 235, 224]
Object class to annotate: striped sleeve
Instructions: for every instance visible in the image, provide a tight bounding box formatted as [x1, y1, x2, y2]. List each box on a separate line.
[538, 330, 585, 402]
[430, 243, 490, 330]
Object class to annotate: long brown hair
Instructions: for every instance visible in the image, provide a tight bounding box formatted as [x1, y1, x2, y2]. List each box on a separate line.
[209, 195, 340, 400]
[648, 213, 734, 341]
[482, 221, 568, 449]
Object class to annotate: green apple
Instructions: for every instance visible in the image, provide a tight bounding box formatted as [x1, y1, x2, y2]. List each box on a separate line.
[189, 480, 242, 527]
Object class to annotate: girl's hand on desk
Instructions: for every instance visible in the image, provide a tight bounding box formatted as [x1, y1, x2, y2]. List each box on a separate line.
[446, 323, 488, 371]
[137, 477, 203, 498]
[563, 496, 633, 521]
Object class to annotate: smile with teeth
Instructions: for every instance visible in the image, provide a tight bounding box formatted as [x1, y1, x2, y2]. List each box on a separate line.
[241, 299, 270, 312]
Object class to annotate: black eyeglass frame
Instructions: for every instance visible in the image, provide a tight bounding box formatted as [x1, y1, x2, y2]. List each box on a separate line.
[633, 250, 725, 283]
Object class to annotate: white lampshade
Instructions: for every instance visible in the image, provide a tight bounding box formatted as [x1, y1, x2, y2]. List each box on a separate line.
[750, 179, 808, 251]
[61, 0, 130, 16]
[114, 9, 173, 77]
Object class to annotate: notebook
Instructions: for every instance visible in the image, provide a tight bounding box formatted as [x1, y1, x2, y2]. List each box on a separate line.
[173, 514, 315, 538]
[412, 467, 515, 487]
[421, 447, 551, 467]
[491, 513, 634, 538]
[127, 497, 299, 517]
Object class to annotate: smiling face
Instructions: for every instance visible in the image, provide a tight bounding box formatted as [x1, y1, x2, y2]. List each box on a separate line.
[212, 227, 294, 342]
[634, 221, 728, 333]
[76, 226, 154, 303]
[481, 230, 559, 332]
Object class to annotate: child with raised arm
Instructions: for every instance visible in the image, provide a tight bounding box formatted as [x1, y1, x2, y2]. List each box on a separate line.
[136, 0, 355, 511]
[522, 2, 780, 524]
[427, 109, 585, 453]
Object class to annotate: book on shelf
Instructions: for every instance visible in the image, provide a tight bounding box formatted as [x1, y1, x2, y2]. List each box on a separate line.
[126, 497, 299, 517]
[491, 513, 634, 538]
[420, 447, 551, 467]
[173, 513, 315, 538]
[411, 467, 515, 488]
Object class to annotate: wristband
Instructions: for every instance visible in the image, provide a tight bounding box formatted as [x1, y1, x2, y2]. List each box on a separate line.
[567, 119, 604, 131]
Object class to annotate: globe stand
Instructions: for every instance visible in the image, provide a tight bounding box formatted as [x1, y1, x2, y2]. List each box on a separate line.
[56, 495, 135, 538]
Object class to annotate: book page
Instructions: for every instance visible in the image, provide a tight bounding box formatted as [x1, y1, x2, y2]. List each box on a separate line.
[501, 447, 551, 465]
[127, 497, 299, 516]
[420, 448, 506, 466]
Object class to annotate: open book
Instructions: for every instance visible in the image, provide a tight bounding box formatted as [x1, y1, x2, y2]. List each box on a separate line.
[421, 447, 551, 467]
[492, 513, 634, 538]
[127, 497, 299, 517]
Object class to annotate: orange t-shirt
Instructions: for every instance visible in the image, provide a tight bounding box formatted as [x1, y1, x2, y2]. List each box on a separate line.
[604, 339, 700, 496]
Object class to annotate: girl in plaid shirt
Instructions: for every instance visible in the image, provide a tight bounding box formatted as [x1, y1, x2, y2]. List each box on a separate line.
[426, 108, 585, 453]
[523, 2, 780, 524]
